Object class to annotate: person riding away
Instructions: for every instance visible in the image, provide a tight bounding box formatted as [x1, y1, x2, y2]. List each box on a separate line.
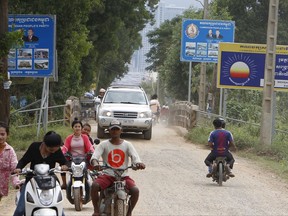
[96, 88, 106, 101]
[94, 88, 106, 117]
[204, 118, 236, 178]
[90, 119, 145, 216]
[150, 94, 161, 123]
[12, 131, 68, 216]
[61, 118, 95, 189]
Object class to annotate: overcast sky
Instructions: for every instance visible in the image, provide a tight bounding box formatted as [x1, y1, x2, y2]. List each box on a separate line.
[160, 0, 202, 9]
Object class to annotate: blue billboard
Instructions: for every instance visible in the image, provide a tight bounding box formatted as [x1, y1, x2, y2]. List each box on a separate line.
[8, 14, 56, 77]
[180, 19, 235, 63]
[218, 43, 288, 91]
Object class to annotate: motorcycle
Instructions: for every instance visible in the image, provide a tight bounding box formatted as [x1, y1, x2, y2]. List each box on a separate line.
[64, 152, 94, 211]
[211, 157, 230, 186]
[14, 164, 64, 216]
[152, 112, 158, 126]
[97, 165, 136, 216]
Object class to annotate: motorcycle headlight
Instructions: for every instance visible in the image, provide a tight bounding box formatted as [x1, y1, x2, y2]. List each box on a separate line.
[33, 209, 57, 216]
[39, 189, 53, 206]
[72, 163, 85, 177]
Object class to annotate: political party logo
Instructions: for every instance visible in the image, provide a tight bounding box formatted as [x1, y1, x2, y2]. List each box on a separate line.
[221, 52, 258, 86]
[185, 23, 199, 39]
[108, 149, 125, 167]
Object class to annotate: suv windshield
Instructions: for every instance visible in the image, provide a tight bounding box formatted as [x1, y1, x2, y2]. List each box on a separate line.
[103, 91, 148, 105]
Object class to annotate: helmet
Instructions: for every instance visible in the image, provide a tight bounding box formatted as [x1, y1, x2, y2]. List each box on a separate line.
[99, 88, 106, 93]
[213, 118, 225, 128]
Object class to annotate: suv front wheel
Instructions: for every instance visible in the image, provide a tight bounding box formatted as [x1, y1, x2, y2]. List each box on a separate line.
[143, 127, 152, 140]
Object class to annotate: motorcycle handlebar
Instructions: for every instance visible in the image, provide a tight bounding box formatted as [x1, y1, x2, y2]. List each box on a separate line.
[94, 164, 135, 171]
[12, 166, 67, 176]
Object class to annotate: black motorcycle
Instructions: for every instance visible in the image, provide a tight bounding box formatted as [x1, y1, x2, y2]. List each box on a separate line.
[211, 157, 230, 186]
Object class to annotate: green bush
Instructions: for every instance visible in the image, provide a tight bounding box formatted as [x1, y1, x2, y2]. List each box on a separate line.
[8, 123, 71, 151]
[228, 124, 259, 150]
[185, 126, 211, 145]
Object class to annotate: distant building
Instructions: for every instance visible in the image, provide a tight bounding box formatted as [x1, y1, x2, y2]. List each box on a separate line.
[118, 3, 187, 85]
[134, 3, 186, 73]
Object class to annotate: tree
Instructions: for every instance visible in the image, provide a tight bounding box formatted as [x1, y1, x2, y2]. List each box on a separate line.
[0, 0, 23, 124]
[85, 0, 158, 91]
[7, 0, 159, 109]
[0, 0, 9, 124]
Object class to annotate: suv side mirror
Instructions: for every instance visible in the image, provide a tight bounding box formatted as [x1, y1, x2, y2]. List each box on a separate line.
[94, 138, 100, 145]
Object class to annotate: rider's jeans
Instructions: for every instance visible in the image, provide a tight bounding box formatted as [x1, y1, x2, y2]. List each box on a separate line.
[13, 184, 26, 216]
[13, 183, 66, 216]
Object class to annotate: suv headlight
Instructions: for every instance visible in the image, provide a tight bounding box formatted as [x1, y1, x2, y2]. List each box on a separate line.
[101, 110, 112, 117]
[139, 111, 152, 118]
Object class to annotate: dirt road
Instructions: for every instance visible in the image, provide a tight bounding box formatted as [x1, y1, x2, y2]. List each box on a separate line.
[2, 123, 288, 215]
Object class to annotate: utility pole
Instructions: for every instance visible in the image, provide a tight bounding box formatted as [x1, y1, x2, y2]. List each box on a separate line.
[0, 0, 10, 125]
[199, 0, 208, 111]
[260, 0, 279, 145]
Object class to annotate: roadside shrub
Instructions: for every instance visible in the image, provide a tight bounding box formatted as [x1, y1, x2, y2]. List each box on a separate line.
[9, 123, 71, 151]
[9, 126, 39, 150]
[228, 124, 259, 150]
[185, 126, 211, 146]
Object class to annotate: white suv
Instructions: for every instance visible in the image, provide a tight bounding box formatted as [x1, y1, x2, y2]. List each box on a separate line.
[97, 85, 153, 140]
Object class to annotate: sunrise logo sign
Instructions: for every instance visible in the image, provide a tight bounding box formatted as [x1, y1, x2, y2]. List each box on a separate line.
[217, 43, 288, 91]
[221, 52, 258, 87]
[230, 62, 250, 78]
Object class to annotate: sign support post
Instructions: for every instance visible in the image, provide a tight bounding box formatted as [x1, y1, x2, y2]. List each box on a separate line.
[37, 77, 49, 137]
[188, 62, 192, 102]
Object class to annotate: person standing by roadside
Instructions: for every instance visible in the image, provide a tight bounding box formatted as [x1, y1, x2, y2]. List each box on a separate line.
[0, 122, 21, 202]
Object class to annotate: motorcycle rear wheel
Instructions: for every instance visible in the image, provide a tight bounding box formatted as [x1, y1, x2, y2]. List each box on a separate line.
[115, 199, 125, 216]
[218, 164, 223, 186]
[73, 187, 83, 211]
